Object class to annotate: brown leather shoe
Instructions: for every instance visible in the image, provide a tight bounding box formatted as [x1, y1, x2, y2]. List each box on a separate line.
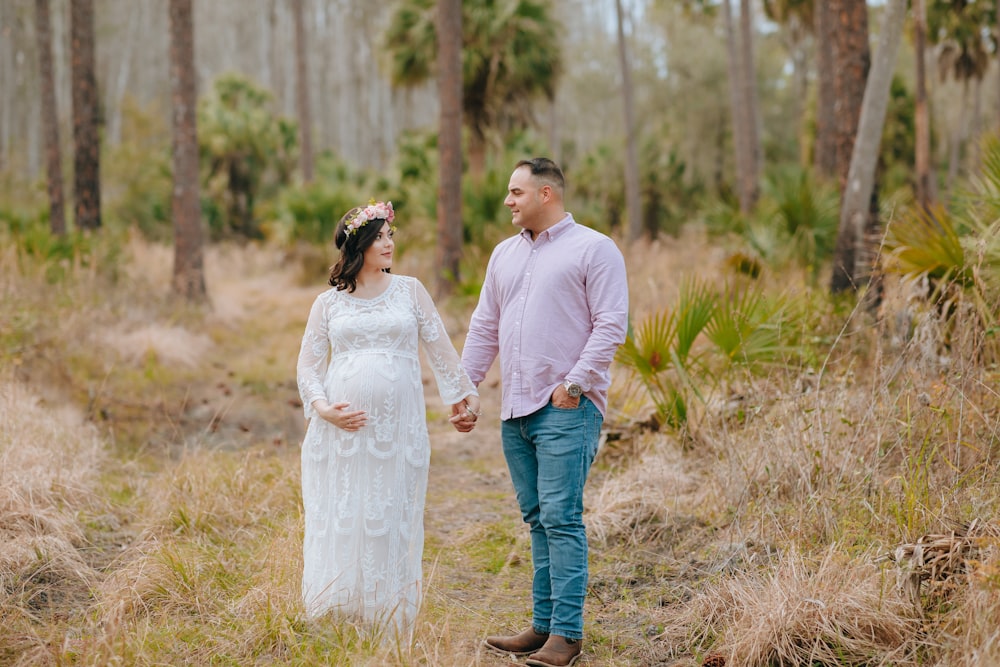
[525, 635, 583, 667]
[483, 627, 550, 656]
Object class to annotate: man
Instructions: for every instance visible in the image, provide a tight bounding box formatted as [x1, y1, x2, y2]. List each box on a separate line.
[461, 157, 629, 667]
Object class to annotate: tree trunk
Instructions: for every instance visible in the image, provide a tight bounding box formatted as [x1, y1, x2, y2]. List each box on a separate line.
[435, 0, 463, 297]
[814, 0, 837, 178]
[36, 0, 66, 235]
[169, 0, 207, 302]
[830, 0, 870, 193]
[828, 0, 869, 293]
[913, 0, 932, 209]
[738, 0, 761, 206]
[830, 0, 905, 296]
[616, 0, 642, 242]
[70, 0, 101, 230]
[722, 0, 751, 213]
[292, 0, 313, 182]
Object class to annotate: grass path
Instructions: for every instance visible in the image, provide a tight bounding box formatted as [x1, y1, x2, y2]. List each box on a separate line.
[2, 246, 674, 666]
[225, 260, 657, 665]
[223, 263, 543, 664]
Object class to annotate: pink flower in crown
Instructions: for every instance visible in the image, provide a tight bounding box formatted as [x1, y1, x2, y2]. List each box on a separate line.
[345, 200, 395, 236]
[377, 201, 395, 223]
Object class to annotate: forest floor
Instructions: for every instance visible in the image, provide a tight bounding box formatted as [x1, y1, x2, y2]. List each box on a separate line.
[218, 258, 676, 666]
[86, 244, 677, 666]
[16, 235, 992, 666]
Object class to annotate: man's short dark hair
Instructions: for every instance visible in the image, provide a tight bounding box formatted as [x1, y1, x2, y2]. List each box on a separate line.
[516, 157, 565, 196]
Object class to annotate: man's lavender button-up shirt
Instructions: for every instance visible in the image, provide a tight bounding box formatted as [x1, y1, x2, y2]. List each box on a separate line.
[462, 214, 629, 419]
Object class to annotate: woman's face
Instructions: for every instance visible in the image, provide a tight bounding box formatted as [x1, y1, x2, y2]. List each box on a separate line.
[362, 221, 394, 271]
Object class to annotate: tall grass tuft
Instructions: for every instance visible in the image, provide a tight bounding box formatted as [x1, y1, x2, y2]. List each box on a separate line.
[657, 547, 919, 666]
[0, 381, 106, 662]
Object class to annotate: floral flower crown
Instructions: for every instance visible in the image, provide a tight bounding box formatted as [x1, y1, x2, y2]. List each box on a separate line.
[345, 200, 395, 237]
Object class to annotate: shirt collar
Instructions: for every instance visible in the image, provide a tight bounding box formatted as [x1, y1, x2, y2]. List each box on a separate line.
[519, 212, 575, 242]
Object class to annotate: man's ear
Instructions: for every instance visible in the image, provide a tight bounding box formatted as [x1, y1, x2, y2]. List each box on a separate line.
[541, 185, 551, 202]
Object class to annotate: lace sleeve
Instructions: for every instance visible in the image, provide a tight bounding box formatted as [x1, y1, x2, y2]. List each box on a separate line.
[412, 278, 478, 406]
[296, 292, 330, 420]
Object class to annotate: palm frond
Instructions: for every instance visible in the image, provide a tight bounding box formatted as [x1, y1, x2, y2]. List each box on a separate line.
[616, 279, 719, 428]
[705, 282, 795, 369]
[674, 278, 718, 363]
[884, 204, 970, 288]
[617, 309, 678, 378]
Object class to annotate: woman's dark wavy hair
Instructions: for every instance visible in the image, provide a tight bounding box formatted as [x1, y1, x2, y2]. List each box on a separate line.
[328, 207, 392, 292]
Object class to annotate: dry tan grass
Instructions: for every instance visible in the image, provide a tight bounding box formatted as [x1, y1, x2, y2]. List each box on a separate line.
[0, 382, 105, 562]
[4, 231, 1000, 665]
[657, 546, 919, 666]
[0, 381, 106, 662]
[588, 431, 717, 545]
[878, 520, 1000, 614]
[928, 542, 1000, 667]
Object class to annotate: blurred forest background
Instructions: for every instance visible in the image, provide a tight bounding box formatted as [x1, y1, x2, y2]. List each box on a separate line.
[3, 0, 1000, 665]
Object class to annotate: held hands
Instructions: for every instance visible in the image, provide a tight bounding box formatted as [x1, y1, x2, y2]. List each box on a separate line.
[449, 395, 481, 433]
[313, 400, 368, 432]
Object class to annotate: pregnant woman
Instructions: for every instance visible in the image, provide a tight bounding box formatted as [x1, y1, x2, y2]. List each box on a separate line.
[296, 200, 480, 641]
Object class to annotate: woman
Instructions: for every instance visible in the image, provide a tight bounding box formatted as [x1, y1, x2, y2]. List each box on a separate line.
[296, 200, 480, 640]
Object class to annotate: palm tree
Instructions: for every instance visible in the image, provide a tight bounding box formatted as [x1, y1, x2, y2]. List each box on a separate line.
[927, 0, 993, 191]
[830, 0, 870, 191]
[35, 0, 65, 235]
[828, 0, 870, 294]
[70, 0, 101, 230]
[436, 0, 463, 296]
[384, 0, 561, 177]
[198, 75, 298, 239]
[168, 0, 206, 302]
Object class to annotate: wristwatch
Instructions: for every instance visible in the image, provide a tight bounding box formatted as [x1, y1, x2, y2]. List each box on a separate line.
[563, 380, 583, 398]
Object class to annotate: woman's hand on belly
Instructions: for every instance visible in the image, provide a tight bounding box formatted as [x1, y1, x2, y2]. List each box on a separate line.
[312, 399, 368, 432]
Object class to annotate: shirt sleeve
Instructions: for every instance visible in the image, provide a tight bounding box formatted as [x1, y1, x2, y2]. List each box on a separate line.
[296, 293, 330, 420]
[413, 278, 479, 406]
[461, 249, 502, 385]
[568, 238, 629, 391]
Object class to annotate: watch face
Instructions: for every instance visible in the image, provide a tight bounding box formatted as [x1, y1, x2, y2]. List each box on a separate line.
[566, 383, 582, 398]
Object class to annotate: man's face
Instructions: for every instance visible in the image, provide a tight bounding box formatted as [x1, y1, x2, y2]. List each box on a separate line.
[504, 166, 545, 232]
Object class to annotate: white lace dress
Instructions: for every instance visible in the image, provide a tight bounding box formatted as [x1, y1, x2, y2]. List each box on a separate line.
[296, 274, 476, 638]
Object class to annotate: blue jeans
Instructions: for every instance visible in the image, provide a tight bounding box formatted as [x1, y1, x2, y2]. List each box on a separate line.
[500, 397, 602, 640]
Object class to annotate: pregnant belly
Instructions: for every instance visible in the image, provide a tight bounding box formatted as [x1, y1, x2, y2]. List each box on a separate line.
[325, 353, 418, 410]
